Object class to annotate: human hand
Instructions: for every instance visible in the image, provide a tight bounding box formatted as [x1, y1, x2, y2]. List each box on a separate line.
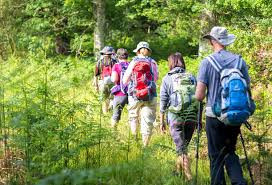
[160, 123, 166, 134]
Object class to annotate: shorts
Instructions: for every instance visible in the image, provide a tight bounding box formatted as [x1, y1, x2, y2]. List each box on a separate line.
[127, 96, 157, 136]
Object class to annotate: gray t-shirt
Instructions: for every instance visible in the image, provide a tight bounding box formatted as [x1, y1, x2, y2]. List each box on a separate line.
[197, 49, 250, 108]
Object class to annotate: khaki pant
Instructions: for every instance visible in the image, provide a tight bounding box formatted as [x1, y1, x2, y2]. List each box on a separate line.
[127, 96, 157, 137]
[98, 80, 111, 97]
[98, 80, 113, 113]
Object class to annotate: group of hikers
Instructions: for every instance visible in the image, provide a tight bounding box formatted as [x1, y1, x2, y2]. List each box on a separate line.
[93, 26, 256, 185]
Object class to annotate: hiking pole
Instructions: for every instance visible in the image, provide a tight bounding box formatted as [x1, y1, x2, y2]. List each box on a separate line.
[195, 101, 203, 185]
[240, 128, 255, 185]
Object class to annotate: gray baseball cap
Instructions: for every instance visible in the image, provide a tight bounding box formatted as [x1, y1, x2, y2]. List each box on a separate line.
[203, 26, 236, 46]
[100, 46, 115, 55]
[133, 41, 152, 53]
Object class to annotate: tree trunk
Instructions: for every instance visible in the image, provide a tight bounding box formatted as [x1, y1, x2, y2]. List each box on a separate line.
[198, 4, 217, 56]
[55, 35, 70, 55]
[93, 0, 106, 61]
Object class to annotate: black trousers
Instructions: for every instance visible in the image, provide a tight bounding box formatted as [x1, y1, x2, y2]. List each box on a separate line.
[206, 116, 247, 185]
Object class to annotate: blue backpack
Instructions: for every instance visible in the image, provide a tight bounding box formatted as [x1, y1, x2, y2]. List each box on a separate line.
[207, 55, 255, 126]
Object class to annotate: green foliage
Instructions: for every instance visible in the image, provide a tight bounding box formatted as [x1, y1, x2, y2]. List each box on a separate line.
[0, 0, 272, 184]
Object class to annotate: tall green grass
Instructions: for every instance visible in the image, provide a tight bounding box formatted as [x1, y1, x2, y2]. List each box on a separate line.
[0, 53, 271, 185]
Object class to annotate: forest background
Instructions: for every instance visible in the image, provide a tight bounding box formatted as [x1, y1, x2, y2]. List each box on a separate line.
[0, 0, 272, 184]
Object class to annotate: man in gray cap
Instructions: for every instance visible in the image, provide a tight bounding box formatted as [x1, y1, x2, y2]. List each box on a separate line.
[195, 26, 250, 185]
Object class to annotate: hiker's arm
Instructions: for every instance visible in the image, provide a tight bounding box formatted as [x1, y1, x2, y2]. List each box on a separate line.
[123, 61, 135, 85]
[92, 76, 99, 91]
[151, 60, 159, 81]
[111, 64, 119, 83]
[160, 77, 169, 114]
[95, 60, 101, 77]
[160, 113, 166, 133]
[196, 59, 208, 101]
[241, 58, 251, 84]
[196, 82, 206, 101]
[93, 62, 100, 90]
[241, 58, 252, 96]
[160, 77, 169, 133]
[111, 71, 119, 83]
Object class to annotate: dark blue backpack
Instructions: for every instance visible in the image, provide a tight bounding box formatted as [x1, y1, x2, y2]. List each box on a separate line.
[207, 55, 255, 126]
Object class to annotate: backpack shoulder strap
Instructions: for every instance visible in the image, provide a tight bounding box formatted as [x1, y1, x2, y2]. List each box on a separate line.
[207, 55, 222, 73]
[119, 61, 125, 67]
[102, 58, 109, 68]
[235, 56, 243, 70]
[170, 73, 180, 91]
[169, 72, 185, 82]
[111, 58, 117, 66]
[120, 62, 128, 71]
[148, 58, 155, 80]
[99, 58, 104, 71]
[185, 72, 197, 85]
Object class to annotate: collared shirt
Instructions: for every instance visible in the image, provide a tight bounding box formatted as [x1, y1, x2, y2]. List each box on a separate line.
[197, 49, 250, 109]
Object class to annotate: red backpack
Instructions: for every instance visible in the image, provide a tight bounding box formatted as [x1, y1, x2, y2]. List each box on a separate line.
[102, 65, 112, 78]
[131, 59, 156, 101]
[100, 57, 115, 85]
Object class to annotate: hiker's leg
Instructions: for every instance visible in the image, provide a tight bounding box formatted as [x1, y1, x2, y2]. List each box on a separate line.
[140, 98, 157, 147]
[183, 122, 196, 149]
[181, 122, 196, 180]
[98, 80, 104, 93]
[206, 116, 227, 185]
[111, 96, 121, 128]
[99, 81, 111, 114]
[98, 80, 107, 113]
[111, 95, 128, 128]
[127, 96, 140, 136]
[176, 154, 192, 180]
[224, 126, 247, 185]
[102, 98, 110, 114]
[169, 123, 186, 156]
[225, 152, 247, 185]
[169, 121, 194, 180]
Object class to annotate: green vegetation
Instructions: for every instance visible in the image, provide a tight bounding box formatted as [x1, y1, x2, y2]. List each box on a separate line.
[0, 0, 271, 185]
